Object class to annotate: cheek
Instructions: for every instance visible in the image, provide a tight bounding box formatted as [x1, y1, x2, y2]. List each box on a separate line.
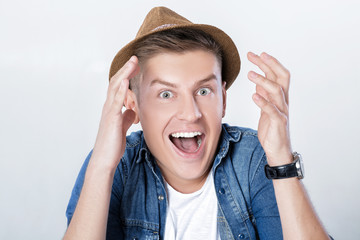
[199, 94, 224, 118]
[138, 100, 176, 133]
[140, 99, 176, 118]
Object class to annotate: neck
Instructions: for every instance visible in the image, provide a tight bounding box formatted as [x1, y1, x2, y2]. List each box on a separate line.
[161, 168, 211, 194]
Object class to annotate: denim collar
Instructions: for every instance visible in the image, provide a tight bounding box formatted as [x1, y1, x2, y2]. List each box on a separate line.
[137, 137, 150, 164]
[212, 124, 242, 170]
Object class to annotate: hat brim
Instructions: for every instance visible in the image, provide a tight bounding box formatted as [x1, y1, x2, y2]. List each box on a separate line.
[109, 23, 240, 90]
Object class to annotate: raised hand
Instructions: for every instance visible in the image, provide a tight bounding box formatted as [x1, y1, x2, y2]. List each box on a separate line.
[63, 56, 140, 240]
[91, 56, 140, 171]
[247, 52, 292, 166]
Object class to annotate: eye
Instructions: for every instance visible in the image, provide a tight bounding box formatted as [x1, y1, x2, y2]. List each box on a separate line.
[197, 87, 211, 96]
[159, 90, 173, 99]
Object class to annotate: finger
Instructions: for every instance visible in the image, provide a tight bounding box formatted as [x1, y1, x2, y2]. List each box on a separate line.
[107, 56, 139, 102]
[248, 71, 288, 114]
[110, 55, 138, 82]
[247, 52, 277, 81]
[252, 93, 287, 123]
[111, 78, 130, 114]
[259, 52, 290, 103]
[256, 84, 269, 102]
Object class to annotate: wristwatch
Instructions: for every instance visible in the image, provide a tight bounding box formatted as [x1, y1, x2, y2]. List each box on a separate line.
[264, 152, 304, 180]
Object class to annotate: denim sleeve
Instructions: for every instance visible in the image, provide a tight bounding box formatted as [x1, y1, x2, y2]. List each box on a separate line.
[250, 152, 283, 240]
[66, 151, 126, 225]
[106, 161, 126, 239]
[65, 150, 93, 225]
[65, 150, 127, 239]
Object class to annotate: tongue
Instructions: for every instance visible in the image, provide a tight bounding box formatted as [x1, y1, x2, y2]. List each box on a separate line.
[172, 137, 199, 153]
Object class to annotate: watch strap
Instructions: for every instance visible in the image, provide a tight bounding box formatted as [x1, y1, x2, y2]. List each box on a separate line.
[265, 162, 298, 179]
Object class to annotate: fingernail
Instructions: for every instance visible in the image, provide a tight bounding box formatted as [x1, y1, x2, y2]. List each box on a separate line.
[249, 71, 257, 78]
[129, 56, 136, 63]
[262, 52, 271, 59]
[253, 93, 261, 101]
[248, 52, 257, 57]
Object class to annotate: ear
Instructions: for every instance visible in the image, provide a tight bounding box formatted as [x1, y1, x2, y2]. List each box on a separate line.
[124, 89, 140, 124]
[222, 81, 227, 118]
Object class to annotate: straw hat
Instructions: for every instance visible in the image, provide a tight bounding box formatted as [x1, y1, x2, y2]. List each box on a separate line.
[109, 6, 240, 89]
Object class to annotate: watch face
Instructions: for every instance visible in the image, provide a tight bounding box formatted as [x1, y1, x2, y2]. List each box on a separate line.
[295, 153, 304, 179]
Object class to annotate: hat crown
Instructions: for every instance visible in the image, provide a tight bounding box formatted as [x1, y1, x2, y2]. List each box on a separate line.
[109, 6, 240, 90]
[136, 7, 192, 38]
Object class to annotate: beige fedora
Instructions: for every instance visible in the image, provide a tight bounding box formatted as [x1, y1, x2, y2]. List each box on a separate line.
[109, 6, 240, 89]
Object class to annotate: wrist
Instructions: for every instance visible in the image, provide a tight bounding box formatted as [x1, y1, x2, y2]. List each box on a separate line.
[87, 155, 118, 177]
[266, 151, 293, 167]
[265, 152, 305, 180]
[90, 148, 122, 173]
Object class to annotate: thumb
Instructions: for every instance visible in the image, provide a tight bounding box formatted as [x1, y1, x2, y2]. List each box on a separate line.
[122, 109, 136, 132]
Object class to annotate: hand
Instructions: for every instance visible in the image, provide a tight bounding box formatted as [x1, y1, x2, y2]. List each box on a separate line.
[247, 52, 292, 166]
[91, 56, 140, 171]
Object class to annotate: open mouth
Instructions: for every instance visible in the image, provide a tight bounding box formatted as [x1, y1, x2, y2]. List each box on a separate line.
[169, 131, 203, 154]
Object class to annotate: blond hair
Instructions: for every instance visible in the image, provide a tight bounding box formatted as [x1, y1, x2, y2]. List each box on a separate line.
[131, 28, 223, 95]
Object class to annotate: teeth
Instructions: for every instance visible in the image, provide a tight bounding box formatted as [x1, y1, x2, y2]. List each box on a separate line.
[197, 138, 202, 150]
[171, 132, 202, 138]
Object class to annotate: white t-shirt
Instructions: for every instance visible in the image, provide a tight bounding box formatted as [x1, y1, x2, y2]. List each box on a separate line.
[164, 171, 221, 240]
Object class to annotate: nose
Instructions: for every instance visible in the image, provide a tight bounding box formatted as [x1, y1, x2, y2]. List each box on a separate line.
[177, 95, 202, 122]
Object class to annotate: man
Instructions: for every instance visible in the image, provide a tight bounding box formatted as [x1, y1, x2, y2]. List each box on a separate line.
[64, 7, 330, 240]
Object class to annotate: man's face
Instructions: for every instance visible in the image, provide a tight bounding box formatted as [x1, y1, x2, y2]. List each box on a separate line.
[131, 50, 226, 192]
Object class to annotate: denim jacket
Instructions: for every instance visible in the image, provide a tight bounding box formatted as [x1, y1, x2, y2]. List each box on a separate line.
[66, 124, 283, 240]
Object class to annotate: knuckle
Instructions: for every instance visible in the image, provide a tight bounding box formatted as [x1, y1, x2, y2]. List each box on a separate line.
[108, 80, 118, 91]
[279, 113, 288, 125]
[284, 108, 289, 117]
[269, 105, 278, 115]
[282, 69, 291, 79]
[112, 95, 122, 107]
[260, 76, 267, 85]
[268, 83, 283, 96]
[276, 85, 283, 95]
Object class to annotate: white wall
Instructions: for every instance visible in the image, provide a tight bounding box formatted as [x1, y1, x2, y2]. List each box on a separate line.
[0, 0, 359, 239]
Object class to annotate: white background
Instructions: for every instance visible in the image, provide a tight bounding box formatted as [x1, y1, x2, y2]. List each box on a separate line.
[0, 0, 359, 239]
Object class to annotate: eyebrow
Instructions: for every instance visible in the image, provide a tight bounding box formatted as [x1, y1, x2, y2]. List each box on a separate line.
[149, 74, 218, 88]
